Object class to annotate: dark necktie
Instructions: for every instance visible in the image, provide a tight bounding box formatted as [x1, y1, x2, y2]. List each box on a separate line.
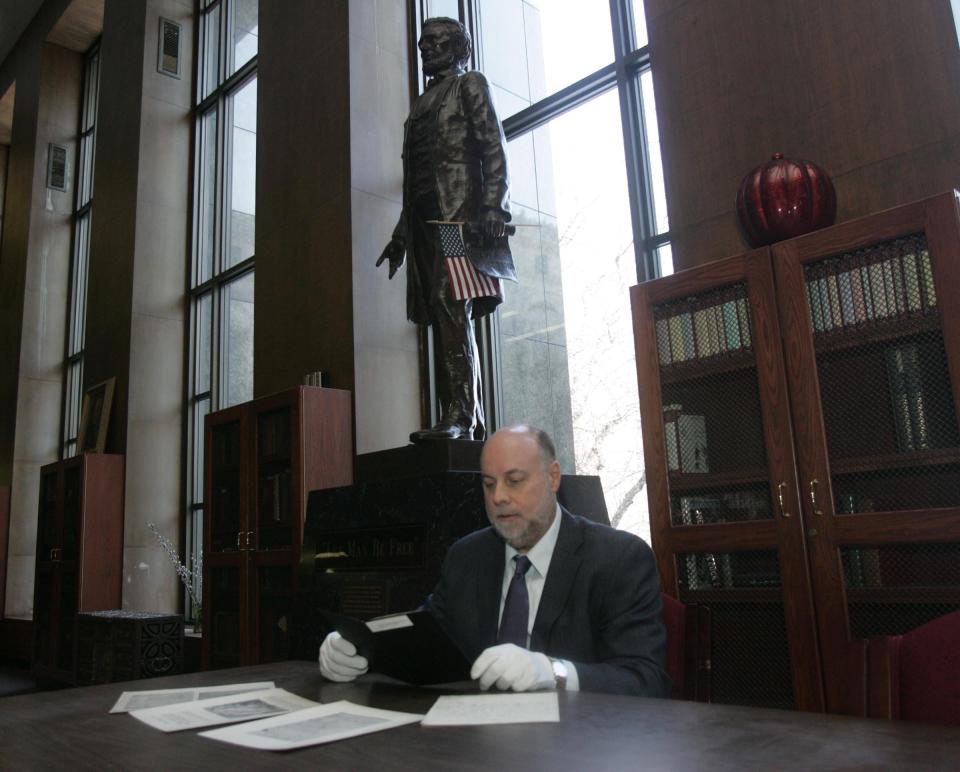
[497, 555, 532, 647]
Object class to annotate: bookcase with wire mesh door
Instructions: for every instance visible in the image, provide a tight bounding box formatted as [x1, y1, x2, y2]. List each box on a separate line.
[631, 190, 960, 715]
[202, 386, 353, 670]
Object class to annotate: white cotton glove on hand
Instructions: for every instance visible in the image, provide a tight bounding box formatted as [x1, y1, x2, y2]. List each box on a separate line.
[318, 631, 368, 682]
[470, 643, 555, 692]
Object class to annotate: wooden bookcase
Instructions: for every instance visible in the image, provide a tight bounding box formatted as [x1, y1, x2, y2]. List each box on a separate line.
[202, 386, 353, 670]
[631, 190, 960, 714]
[31, 454, 124, 683]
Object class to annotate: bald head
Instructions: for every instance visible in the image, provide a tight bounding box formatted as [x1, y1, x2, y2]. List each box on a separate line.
[480, 425, 561, 552]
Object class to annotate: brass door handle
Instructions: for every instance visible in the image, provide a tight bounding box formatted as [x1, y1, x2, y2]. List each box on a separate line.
[809, 479, 823, 515]
[777, 482, 791, 518]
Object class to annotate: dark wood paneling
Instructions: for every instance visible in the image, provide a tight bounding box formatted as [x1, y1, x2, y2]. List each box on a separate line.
[254, 1, 355, 399]
[645, 0, 960, 271]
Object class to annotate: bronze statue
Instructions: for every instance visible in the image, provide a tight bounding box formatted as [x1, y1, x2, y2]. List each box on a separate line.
[377, 16, 514, 442]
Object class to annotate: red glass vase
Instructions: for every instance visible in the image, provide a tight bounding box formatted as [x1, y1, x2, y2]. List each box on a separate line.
[736, 153, 836, 247]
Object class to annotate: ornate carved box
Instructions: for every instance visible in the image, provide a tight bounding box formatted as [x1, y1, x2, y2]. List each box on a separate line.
[74, 610, 183, 685]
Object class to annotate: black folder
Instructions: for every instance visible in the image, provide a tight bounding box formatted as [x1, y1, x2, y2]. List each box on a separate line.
[321, 609, 472, 685]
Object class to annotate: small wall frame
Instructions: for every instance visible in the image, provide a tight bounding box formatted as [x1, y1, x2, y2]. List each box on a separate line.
[77, 377, 116, 454]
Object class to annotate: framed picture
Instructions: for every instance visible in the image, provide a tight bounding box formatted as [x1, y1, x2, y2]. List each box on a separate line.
[77, 377, 116, 454]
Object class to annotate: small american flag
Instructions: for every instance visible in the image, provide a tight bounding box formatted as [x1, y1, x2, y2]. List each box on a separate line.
[438, 223, 502, 302]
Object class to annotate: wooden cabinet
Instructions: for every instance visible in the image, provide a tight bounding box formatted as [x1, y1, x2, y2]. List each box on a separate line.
[631, 191, 960, 714]
[32, 454, 124, 683]
[202, 386, 353, 669]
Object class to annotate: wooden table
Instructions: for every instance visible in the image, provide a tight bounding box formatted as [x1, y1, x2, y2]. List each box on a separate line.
[1, 660, 958, 770]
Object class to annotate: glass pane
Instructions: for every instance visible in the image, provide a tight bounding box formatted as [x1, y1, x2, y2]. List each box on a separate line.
[498, 90, 649, 540]
[209, 421, 242, 552]
[38, 473, 59, 558]
[804, 235, 960, 514]
[197, 108, 218, 286]
[479, 0, 614, 118]
[192, 396, 211, 504]
[677, 549, 794, 710]
[210, 565, 241, 668]
[257, 408, 292, 550]
[65, 359, 84, 447]
[223, 271, 254, 407]
[657, 242, 674, 278]
[256, 565, 293, 662]
[70, 214, 90, 354]
[194, 292, 212, 394]
[230, 0, 258, 76]
[653, 283, 773, 525]
[633, 0, 648, 48]
[226, 77, 256, 268]
[79, 134, 93, 206]
[843, 542, 960, 637]
[61, 465, 81, 560]
[82, 50, 99, 132]
[426, 0, 459, 17]
[201, 3, 222, 100]
[57, 570, 78, 672]
[640, 70, 669, 235]
[186, 508, 204, 624]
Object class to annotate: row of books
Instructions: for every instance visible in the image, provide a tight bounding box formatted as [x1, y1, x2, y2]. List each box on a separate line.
[806, 239, 937, 334]
[656, 291, 753, 366]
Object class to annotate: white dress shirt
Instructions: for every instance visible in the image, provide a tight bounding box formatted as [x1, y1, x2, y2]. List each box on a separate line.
[497, 503, 580, 690]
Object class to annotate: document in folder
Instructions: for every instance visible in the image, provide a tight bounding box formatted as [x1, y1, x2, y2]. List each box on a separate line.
[321, 609, 471, 685]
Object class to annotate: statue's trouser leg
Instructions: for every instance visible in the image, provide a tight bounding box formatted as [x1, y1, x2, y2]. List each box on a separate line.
[430, 268, 482, 433]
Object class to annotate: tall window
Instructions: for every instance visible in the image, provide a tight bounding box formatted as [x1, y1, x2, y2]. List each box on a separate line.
[418, 1, 670, 540]
[187, 0, 258, 617]
[61, 42, 101, 458]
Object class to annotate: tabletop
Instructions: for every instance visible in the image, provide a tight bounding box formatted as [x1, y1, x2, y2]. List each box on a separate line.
[1, 660, 958, 771]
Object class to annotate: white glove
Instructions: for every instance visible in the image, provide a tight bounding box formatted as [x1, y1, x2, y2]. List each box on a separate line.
[318, 631, 368, 682]
[470, 643, 555, 692]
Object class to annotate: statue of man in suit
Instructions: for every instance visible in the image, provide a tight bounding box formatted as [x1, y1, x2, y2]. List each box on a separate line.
[377, 16, 515, 442]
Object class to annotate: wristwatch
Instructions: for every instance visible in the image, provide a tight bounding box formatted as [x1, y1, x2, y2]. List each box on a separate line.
[550, 658, 568, 690]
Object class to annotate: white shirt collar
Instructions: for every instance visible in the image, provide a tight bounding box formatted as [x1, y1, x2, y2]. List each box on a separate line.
[505, 502, 562, 578]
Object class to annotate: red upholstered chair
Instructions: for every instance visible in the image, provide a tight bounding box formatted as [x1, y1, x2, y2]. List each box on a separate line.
[867, 610, 960, 726]
[661, 593, 687, 699]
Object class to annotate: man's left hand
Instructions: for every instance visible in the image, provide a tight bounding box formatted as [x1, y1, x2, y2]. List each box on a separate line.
[470, 643, 555, 691]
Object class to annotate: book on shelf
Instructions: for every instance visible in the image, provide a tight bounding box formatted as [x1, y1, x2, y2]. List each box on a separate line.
[885, 343, 929, 451]
[663, 406, 709, 473]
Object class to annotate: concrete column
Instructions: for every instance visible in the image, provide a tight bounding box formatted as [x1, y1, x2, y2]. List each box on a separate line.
[84, 0, 192, 612]
[1, 43, 80, 617]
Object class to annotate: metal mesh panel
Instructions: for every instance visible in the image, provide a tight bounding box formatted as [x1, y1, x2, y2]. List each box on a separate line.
[678, 549, 794, 709]
[843, 542, 960, 638]
[805, 234, 960, 514]
[654, 284, 773, 525]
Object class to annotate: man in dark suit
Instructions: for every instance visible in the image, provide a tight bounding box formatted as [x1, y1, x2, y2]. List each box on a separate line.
[319, 425, 671, 697]
[376, 17, 515, 442]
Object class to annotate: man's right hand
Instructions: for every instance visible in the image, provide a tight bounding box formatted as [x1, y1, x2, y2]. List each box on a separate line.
[318, 631, 368, 682]
[376, 237, 406, 279]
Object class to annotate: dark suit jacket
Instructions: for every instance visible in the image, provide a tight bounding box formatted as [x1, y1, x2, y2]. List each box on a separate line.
[394, 69, 516, 324]
[426, 508, 671, 697]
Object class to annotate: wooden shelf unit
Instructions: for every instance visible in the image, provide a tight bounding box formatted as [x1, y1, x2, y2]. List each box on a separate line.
[201, 386, 353, 670]
[31, 454, 124, 683]
[632, 190, 960, 714]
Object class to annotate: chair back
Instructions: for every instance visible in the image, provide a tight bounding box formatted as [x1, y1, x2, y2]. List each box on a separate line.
[661, 593, 686, 699]
[868, 610, 960, 726]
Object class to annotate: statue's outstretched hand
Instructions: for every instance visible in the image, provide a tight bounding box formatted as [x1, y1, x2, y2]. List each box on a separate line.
[480, 211, 506, 241]
[376, 237, 406, 280]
